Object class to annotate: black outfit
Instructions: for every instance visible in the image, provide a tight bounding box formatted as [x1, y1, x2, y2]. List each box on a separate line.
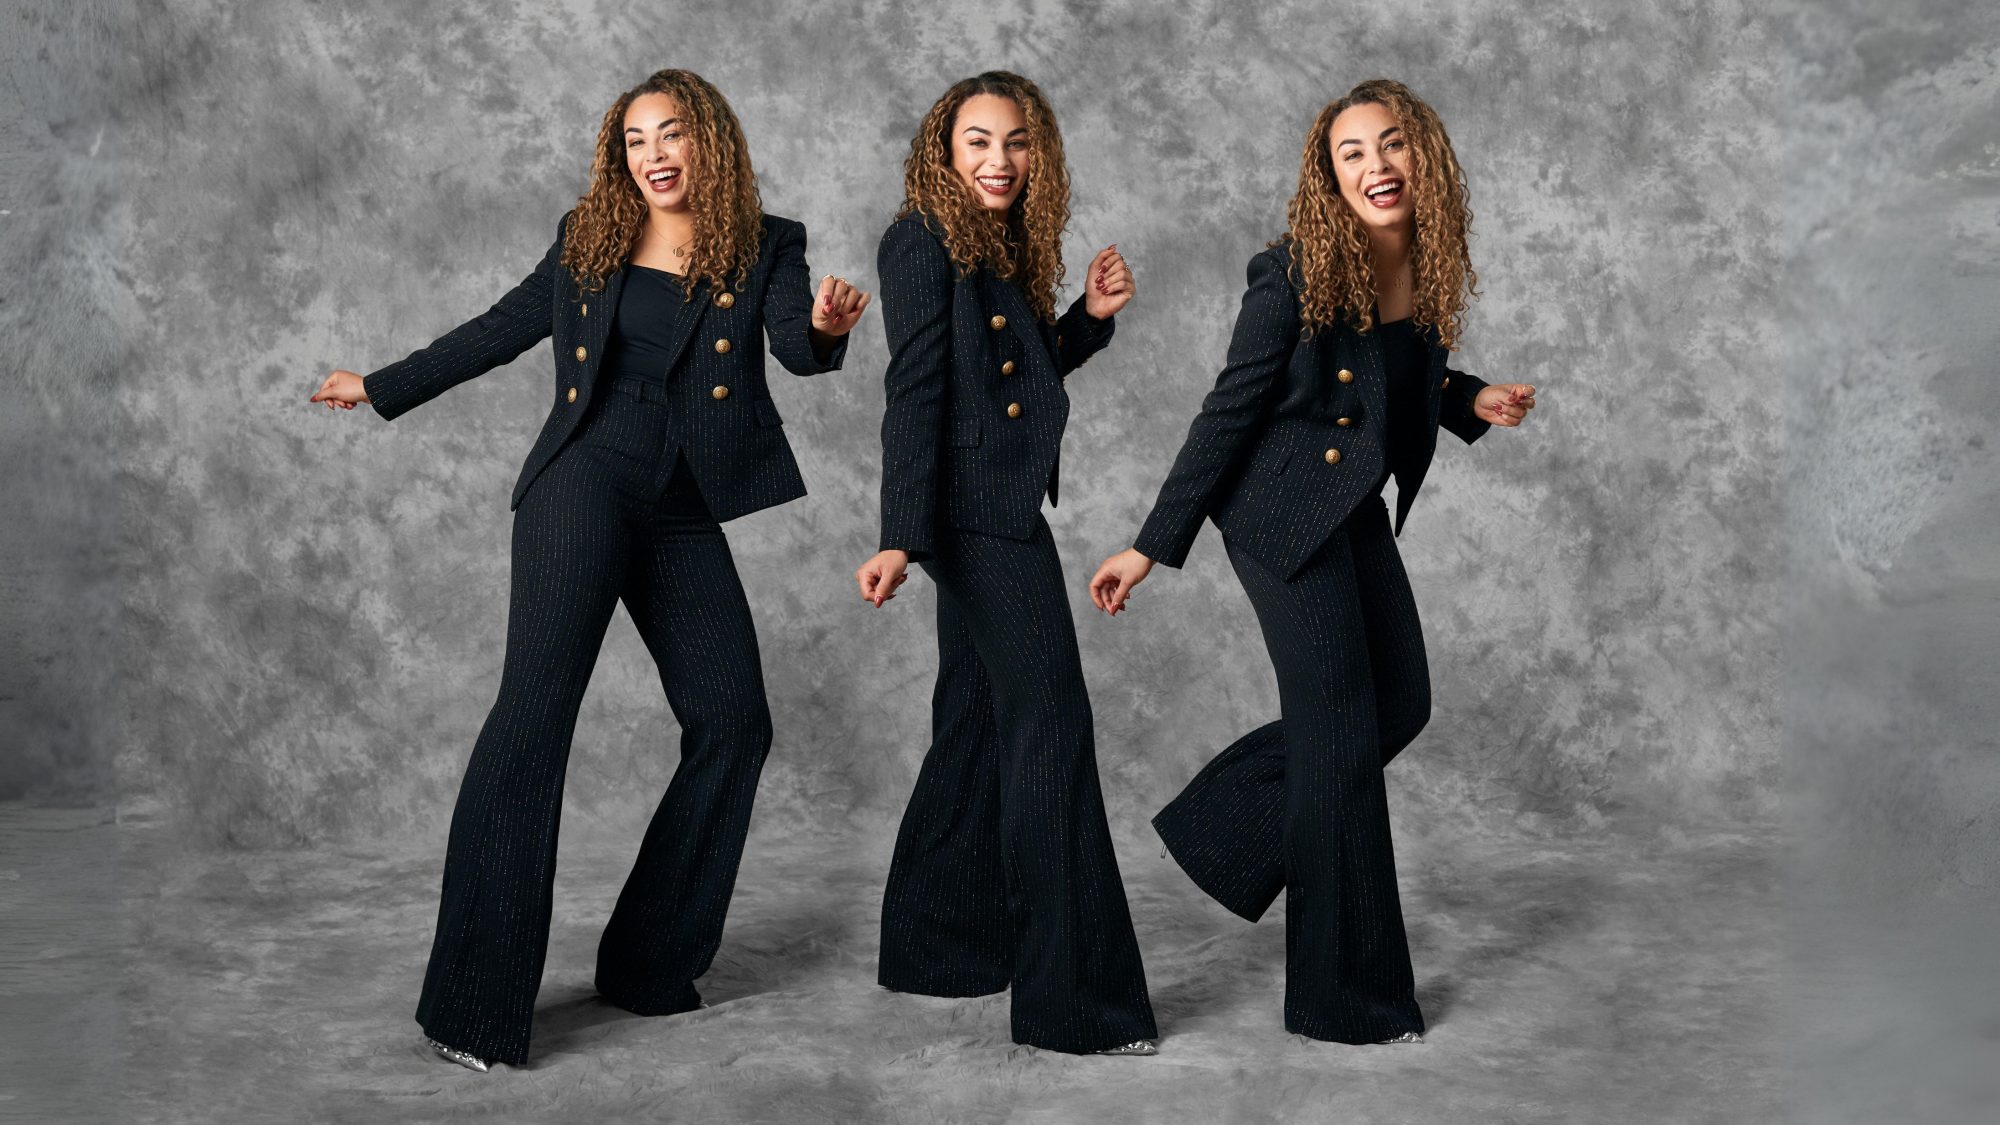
[1134, 241, 1491, 1044]
[873, 213, 1156, 1053]
[364, 213, 844, 1065]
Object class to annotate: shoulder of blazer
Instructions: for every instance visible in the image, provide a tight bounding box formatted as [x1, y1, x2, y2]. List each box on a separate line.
[758, 211, 806, 253]
[1256, 238, 1301, 301]
[880, 211, 948, 253]
[877, 212, 956, 285]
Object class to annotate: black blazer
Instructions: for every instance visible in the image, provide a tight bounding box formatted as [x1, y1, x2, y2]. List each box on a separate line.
[363, 212, 845, 520]
[876, 213, 1115, 559]
[1133, 240, 1491, 581]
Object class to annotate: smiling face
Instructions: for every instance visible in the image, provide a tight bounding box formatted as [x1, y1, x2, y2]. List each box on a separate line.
[950, 93, 1029, 213]
[624, 92, 691, 213]
[1329, 100, 1414, 232]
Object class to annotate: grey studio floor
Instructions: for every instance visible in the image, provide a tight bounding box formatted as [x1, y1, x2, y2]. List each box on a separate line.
[7, 803, 1778, 1124]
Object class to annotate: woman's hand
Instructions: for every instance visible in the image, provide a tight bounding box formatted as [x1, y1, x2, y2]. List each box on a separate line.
[856, 549, 911, 608]
[1083, 244, 1134, 320]
[1474, 383, 1536, 427]
[309, 369, 370, 411]
[1088, 548, 1154, 616]
[811, 274, 871, 339]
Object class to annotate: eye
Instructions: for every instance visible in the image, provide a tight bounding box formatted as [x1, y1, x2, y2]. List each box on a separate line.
[1342, 150, 1360, 161]
[1386, 139, 1405, 151]
[1007, 139, 1027, 150]
[665, 131, 683, 143]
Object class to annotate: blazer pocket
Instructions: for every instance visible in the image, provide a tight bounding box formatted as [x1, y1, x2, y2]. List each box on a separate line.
[949, 415, 983, 447]
[1253, 442, 1291, 477]
[753, 399, 784, 428]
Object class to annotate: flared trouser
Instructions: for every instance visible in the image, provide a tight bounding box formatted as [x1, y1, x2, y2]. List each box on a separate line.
[416, 385, 772, 1064]
[879, 515, 1157, 1053]
[1154, 496, 1431, 1043]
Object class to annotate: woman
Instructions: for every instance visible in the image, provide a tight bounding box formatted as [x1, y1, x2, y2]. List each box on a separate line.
[1089, 79, 1536, 1045]
[852, 71, 1157, 1056]
[309, 69, 868, 1070]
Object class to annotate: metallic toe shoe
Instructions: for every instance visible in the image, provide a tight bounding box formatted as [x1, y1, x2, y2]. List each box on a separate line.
[1375, 1031, 1424, 1044]
[426, 1036, 493, 1072]
[1093, 1038, 1159, 1056]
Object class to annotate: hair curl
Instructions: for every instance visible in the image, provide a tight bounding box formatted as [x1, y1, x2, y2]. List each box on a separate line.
[897, 71, 1071, 322]
[1282, 78, 1477, 349]
[560, 69, 763, 297]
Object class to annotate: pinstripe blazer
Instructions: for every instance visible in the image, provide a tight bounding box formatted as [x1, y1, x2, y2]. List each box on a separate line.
[876, 213, 1115, 559]
[1132, 239, 1491, 581]
[363, 211, 846, 521]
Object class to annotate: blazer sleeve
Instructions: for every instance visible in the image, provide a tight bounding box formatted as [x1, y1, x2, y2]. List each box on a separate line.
[876, 219, 955, 561]
[763, 218, 847, 376]
[362, 216, 566, 421]
[1131, 247, 1299, 568]
[1438, 361, 1492, 445]
[1051, 293, 1115, 377]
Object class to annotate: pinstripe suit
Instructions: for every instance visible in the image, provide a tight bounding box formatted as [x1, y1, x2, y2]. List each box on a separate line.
[1135, 239, 1491, 1043]
[873, 213, 1157, 1053]
[365, 212, 843, 1065]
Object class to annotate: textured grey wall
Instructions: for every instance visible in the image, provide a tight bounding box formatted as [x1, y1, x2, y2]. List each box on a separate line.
[17, 0, 1799, 848]
[1781, 2, 2000, 1119]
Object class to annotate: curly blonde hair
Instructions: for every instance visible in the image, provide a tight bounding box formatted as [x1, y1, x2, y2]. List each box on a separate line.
[897, 71, 1071, 322]
[560, 69, 763, 297]
[1282, 78, 1478, 349]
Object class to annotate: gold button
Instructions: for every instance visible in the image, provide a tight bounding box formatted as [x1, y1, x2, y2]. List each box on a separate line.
[715, 291, 735, 308]
[1336, 368, 1354, 384]
[1000, 360, 1016, 376]
[1324, 448, 1342, 464]
[990, 315, 1007, 331]
[712, 385, 730, 400]
[1336, 416, 1352, 427]
[1006, 402, 1023, 419]
[567, 387, 578, 403]
[714, 338, 731, 354]
[1442, 376, 1451, 388]
[576, 345, 588, 362]
[580, 303, 588, 318]
[1055, 335, 1064, 347]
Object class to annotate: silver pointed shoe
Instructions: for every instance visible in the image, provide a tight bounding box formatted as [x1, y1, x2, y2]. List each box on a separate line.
[1093, 1038, 1159, 1056]
[426, 1036, 493, 1072]
[1375, 1031, 1424, 1044]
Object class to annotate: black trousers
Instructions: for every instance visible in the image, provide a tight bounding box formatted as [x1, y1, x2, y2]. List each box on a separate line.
[879, 516, 1157, 1053]
[1153, 496, 1431, 1043]
[416, 382, 773, 1064]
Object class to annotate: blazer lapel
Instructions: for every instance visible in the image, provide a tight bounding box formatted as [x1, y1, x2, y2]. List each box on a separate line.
[583, 267, 625, 385]
[657, 274, 712, 378]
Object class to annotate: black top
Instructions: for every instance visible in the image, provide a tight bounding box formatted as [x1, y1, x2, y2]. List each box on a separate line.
[602, 264, 701, 385]
[1371, 316, 1431, 495]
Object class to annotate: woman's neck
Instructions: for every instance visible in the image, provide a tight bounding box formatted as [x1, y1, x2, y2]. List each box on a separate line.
[643, 211, 694, 250]
[1367, 223, 1416, 321]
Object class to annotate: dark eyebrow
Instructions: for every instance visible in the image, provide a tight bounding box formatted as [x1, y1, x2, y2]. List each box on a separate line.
[1337, 125, 1403, 149]
[624, 116, 684, 135]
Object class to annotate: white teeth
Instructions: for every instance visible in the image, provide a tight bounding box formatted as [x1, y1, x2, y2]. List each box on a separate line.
[1367, 181, 1401, 198]
[648, 170, 677, 183]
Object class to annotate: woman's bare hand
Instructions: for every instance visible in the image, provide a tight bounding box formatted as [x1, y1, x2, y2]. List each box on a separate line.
[857, 549, 911, 608]
[309, 370, 370, 411]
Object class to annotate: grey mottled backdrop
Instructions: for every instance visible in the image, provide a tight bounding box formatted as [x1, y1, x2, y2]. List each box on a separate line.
[3, 0, 1994, 1121]
[55, 0, 1787, 844]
